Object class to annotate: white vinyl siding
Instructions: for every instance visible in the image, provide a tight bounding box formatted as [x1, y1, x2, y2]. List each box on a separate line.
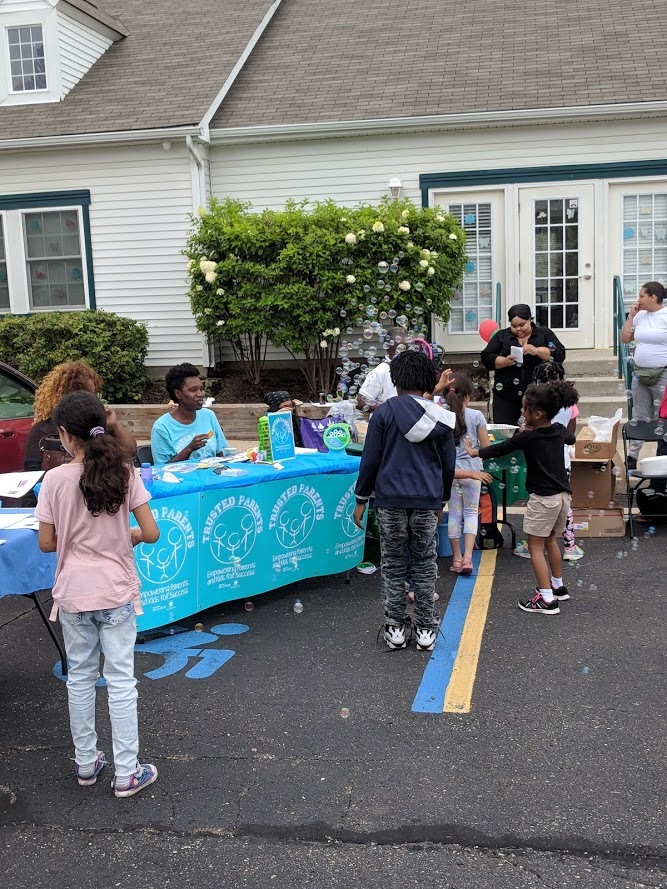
[57, 11, 112, 98]
[0, 143, 203, 367]
[210, 116, 667, 357]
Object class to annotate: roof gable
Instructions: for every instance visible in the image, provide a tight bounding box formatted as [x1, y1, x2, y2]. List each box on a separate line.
[0, 0, 276, 139]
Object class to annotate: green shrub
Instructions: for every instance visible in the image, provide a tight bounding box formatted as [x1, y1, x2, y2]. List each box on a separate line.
[0, 310, 149, 402]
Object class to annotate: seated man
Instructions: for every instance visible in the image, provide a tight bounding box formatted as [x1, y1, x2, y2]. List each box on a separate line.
[151, 363, 228, 463]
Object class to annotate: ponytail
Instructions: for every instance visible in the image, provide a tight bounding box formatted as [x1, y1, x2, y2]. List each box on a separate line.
[52, 391, 132, 517]
[442, 373, 474, 445]
[550, 379, 579, 411]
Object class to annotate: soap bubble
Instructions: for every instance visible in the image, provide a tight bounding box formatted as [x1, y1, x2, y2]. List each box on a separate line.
[388, 309, 397, 318]
[648, 525, 656, 534]
[480, 528, 487, 536]
[377, 279, 385, 288]
[612, 466, 620, 476]
[378, 261, 389, 274]
[293, 600, 304, 614]
[363, 284, 370, 293]
[380, 311, 388, 320]
[396, 315, 408, 327]
[366, 305, 377, 317]
[385, 284, 392, 292]
[340, 309, 347, 317]
[498, 482, 506, 490]
[414, 281, 424, 291]
[512, 485, 519, 493]
[195, 622, 204, 632]
[513, 378, 520, 385]
[587, 491, 594, 498]
[244, 601, 254, 612]
[599, 464, 607, 472]
[340, 707, 350, 719]
[510, 466, 520, 475]
[496, 383, 503, 391]
[390, 263, 399, 273]
[548, 342, 555, 351]
[473, 360, 479, 368]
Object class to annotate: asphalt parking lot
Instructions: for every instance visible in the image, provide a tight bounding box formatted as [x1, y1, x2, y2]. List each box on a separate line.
[1, 519, 665, 888]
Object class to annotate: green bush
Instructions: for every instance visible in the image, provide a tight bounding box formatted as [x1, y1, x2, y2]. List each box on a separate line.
[0, 310, 149, 402]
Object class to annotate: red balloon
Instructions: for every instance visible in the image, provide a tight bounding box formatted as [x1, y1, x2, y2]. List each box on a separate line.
[478, 319, 500, 343]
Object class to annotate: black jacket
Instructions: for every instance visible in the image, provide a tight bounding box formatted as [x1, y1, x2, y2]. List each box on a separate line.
[355, 395, 456, 509]
[481, 324, 566, 397]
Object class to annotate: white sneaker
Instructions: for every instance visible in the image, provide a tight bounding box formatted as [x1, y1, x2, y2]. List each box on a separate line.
[383, 624, 407, 650]
[513, 540, 531, 559]
[563, 545, 584, 561]
[415, 627, 437, 651]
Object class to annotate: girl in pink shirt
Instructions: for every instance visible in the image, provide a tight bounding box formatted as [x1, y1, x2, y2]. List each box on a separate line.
[36, 391, 160, 798]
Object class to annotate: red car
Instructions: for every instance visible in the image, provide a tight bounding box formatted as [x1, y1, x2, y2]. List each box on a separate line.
[0, 361, 38, 473]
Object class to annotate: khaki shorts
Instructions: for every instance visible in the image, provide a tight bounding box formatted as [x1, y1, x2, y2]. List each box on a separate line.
[523, 492, 571, 538]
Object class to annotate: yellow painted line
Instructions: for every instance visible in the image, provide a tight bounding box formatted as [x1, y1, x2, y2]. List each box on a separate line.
[443, 549, 497, 714]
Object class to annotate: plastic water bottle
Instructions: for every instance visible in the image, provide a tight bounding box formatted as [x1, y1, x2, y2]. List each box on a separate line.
[257, 415, 273, 461]
[140, 463, 153, 486]
[293, 599, 303, 614]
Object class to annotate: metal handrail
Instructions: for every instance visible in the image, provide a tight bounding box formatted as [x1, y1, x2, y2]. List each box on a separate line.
[495, 281, 502, 326]
[613, 275, 633, 415]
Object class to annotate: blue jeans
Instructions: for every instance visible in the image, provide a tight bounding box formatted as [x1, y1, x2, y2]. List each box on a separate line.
[377, 507, 439, 630]
[59, 602, 139, 779]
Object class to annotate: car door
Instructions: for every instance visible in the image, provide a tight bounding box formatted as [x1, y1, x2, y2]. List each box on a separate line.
[0, 363, 37, 473]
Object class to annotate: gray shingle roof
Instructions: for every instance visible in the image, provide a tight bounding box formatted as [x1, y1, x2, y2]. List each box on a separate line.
[210, 0, 667, 129]
[0, 0, 274, 140]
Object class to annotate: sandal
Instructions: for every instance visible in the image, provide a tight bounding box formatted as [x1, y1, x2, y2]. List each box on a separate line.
[459, 558, 473, 576]
[450, 558, 462, 573]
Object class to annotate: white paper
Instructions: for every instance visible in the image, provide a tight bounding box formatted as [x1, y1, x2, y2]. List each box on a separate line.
[0, 512, 39, 530]
[0, 471, 44, 499]
[510, 346, 524, 365]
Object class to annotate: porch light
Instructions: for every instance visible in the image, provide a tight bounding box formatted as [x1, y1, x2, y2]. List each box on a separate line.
[388, 176, 403, 199]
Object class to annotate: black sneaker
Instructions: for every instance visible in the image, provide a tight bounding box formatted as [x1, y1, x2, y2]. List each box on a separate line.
[552, 586, 570, 601]
[627, 456, 637, 471]
[518, 591, 560, 615]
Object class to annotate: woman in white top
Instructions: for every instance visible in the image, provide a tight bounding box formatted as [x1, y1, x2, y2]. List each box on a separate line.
[440, 374, 492, 575]
[621, 281, 667, 466]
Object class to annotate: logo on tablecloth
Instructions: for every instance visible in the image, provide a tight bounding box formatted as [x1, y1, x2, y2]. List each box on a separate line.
[136, 505, 194, 583]
[269, 483, 325, 549]
[202, 494, 262, 565]
[335, 484, 363, 538]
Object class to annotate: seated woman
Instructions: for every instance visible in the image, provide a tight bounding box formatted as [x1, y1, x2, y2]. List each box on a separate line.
[264, 390, 303, 447]
[151, 363, 228, 463]
[24, 360, 137, 472]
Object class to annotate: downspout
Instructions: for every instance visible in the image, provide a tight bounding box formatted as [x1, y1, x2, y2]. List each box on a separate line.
[186, 134, 206, 211]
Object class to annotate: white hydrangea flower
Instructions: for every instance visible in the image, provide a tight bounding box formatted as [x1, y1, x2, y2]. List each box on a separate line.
[398, 280, 411, 291]
[419, 259, 429, 269]
[372, 221, 385, 232]
[346, 274, 356, 284]
[320, 340, 328, 348]
[345, 232, 357, 245]
[195, 285, 203, 292]
[406, 241, 414, 248]
[421, 249, 431, 259]
[341, 217, 347, 222]
[427, 266, 435, 276]
[205, 271, 217, 283]
[401, 209, 410, 220]
[216, 319, 225, 326]
[398, 226, 410, 234]
[430, 251, 439, 258]
[216, 288, 225, 295]
[333, 327, 340, 336]
[204, 308, 211, 314]
[357, 230, 366, 239]
[435, 214, 445, 222]
[200, 259, 217, 274]
[197, 206, 209, 216]
[449, 233, 458, 241]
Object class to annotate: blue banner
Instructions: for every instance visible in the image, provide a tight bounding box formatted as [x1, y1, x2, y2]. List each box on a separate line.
[133, 469, 364, 631]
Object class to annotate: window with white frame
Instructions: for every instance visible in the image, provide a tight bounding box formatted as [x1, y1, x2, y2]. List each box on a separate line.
[446, 202, 493, 333]
[7, 25, 47, 92]
[621, 193, 667, 309]
[0, 192, 92, 314]
[24, 210, 86, 309]
[0, 218, 9, 310]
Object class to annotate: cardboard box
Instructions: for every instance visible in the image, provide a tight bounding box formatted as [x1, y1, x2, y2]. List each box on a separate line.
[570, 459, 616, 509]
[574, 421, 620, 461]
[571, 508, 626, 537]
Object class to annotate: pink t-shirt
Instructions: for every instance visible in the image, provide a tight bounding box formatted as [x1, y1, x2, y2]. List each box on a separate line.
[35, 463, 150, 618]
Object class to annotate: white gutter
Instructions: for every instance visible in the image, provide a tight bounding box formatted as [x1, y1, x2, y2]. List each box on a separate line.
[199, 0, 284, 142]
[0, 125, 204, 153]
[208, 100, 667, 145]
